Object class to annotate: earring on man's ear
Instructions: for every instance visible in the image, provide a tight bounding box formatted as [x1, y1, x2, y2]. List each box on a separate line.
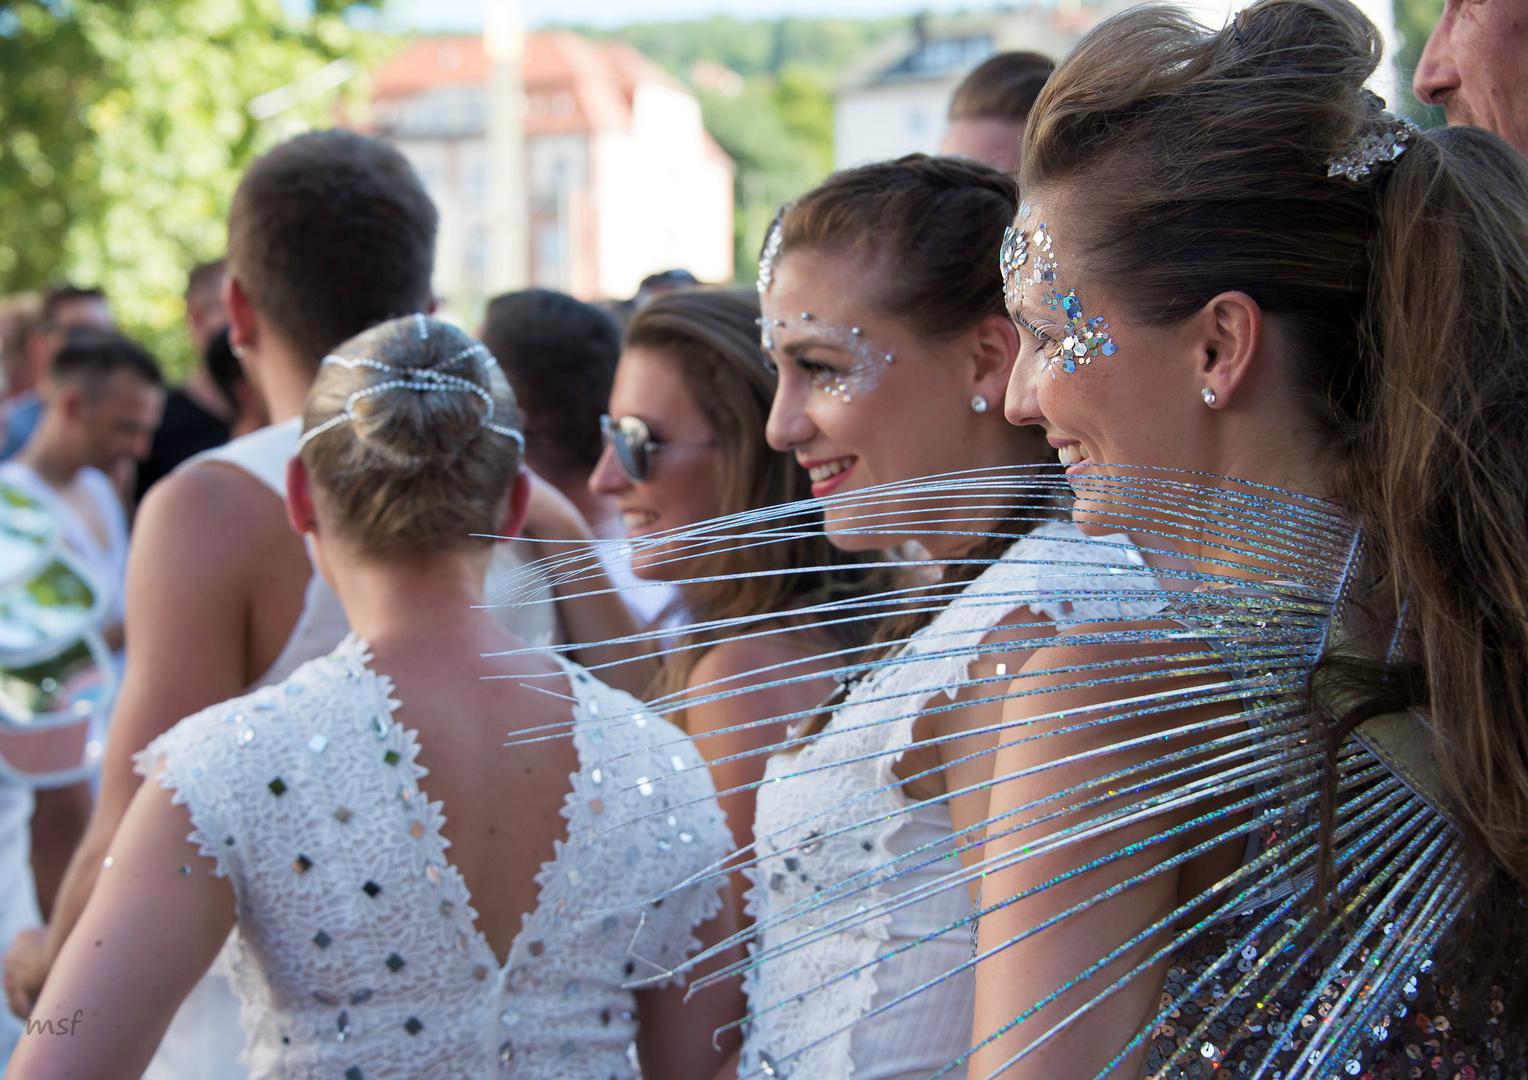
[971, 396, 989, 414]
[1201, 387, 1217, 406]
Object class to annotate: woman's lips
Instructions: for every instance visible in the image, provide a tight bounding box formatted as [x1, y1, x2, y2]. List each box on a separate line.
[805, 456, 857, 497]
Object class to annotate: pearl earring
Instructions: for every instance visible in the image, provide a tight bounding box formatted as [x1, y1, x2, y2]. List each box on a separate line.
[970, 396, 989, 414]
[1201, 387, 1217, 406]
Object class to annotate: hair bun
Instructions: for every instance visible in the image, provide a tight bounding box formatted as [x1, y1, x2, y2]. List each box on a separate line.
[299, 314, 526, 558]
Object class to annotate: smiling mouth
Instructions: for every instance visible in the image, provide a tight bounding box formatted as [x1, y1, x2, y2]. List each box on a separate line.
[1058, 444, 1090, 466]
[807, 457, 855, 483]
[621, 510, 659, 532]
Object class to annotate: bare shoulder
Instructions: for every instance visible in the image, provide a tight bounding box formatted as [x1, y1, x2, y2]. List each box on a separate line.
[136, 461, 288, 557]
[687, 631, 828, 691]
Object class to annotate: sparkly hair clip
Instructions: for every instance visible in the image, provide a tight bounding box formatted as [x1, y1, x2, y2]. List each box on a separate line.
[1326, 111, 1420, 182]
[756, 207, 787, 295]
[296, 347, 525, 454]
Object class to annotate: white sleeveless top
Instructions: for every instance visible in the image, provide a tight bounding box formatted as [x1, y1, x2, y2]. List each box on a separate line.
[741, 521, 1157, 1080]
[143, 421, 567, 1080]
[136, 636, 730, 1080]
[182, 419, 564, 690]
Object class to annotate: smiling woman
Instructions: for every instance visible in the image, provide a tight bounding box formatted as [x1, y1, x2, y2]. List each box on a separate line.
[587, 287, 881, 940]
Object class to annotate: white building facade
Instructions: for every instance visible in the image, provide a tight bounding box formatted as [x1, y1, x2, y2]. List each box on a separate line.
[369, 33, 734, 308]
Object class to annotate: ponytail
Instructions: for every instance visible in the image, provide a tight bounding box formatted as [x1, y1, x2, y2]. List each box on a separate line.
[1363, 125, 1528, 886]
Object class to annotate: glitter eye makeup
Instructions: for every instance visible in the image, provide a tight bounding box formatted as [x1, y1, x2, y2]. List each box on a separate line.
[756, 211, 896, 404]
[1000, 208, 1119, 378]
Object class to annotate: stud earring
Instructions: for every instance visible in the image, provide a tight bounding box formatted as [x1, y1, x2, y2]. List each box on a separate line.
[970, 396, 989, 414]
[1201, 387, 1217, 406]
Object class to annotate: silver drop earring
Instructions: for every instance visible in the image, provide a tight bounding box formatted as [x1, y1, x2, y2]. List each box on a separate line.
[970, 396, 989, 414]
[1201, 387, 1217, 406]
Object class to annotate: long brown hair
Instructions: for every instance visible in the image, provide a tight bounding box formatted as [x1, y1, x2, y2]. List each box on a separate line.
[627, 289, 878, 706]
[1026, 0, 1528, 995]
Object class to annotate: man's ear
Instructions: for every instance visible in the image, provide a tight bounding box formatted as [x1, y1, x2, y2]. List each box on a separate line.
[284, 457, 318, 537]
[225, 276, 258, 360]
[497, 468, 533, 540]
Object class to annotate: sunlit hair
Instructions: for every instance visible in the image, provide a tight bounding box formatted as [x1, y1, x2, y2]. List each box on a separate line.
[1028, 0, 1528, 1006]
[298, 316, 523, 560]
[625, 289, 879, 711]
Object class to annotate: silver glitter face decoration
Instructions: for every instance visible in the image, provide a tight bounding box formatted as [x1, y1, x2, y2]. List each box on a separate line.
[1000, 205, 1119, 378]
[755, 205, 895, 402]
[756, 308, 897, 404]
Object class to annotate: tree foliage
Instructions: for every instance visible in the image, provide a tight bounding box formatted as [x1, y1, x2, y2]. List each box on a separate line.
[0, 0, 383, 377]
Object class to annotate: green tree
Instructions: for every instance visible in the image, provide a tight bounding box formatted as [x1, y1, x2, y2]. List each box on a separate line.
[0, 0, 383, 378]
[1391, 0, 1447, 126]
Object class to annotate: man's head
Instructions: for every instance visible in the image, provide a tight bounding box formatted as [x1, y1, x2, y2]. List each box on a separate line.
[479, 289, 622, 483]
[40, 329, 164, 475]
[185, 259, 228, 358]
[226, 129, 438, 372]
[20, 285, 114, 398]
[1414, 0, 1528, 157]
[0, 293, 43, 398]
[939, 51, 1055, 174]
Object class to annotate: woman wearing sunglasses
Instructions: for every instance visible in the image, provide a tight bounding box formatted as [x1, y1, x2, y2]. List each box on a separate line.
[589, 287, 878, 934]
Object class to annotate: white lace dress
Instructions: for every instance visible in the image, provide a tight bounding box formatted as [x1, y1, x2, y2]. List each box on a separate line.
[740, 520, 1157, 1080]
[136, 636, 730, 1080]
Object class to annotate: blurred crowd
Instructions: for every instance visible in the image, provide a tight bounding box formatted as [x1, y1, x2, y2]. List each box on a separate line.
[0, 5, 1523, 1075]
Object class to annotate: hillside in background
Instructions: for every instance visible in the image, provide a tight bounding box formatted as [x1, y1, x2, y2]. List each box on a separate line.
[573, 15, 910, 281]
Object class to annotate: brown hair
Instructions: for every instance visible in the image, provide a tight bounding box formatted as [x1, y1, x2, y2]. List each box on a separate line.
[298, 315, 523, 560]
[228, 130, 437, 368]
[1028, 0, 1528, 995]
[480, 288, 622, 477]
[948, 51, 1055, 124]
[625, 289, 879, 705]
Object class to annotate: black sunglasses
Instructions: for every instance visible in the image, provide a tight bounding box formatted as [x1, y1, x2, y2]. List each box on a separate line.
[600, 414, 713, 483]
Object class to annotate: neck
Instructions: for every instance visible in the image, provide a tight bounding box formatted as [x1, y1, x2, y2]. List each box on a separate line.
[15, 422, 84, 488]
[321, 541, 496, 652]
[252, 336, 316, 424]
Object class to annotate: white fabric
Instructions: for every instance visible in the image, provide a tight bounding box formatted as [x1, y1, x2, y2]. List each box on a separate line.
[741, 521, 1156, 1080]
[148, 422, 566, 1079]
[136, 636, 730, 1080]
[0, 462, 128, 630]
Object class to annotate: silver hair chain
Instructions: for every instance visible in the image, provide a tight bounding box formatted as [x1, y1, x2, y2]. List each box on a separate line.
[295, 345, 525, 454]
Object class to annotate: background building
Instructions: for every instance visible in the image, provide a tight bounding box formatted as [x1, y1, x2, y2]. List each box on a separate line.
[369, 32, 735, 309]
[833, 0, 1398, 169]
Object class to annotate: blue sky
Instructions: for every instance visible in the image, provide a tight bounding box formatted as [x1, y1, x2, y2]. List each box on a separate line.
[360, 0, 997, 31]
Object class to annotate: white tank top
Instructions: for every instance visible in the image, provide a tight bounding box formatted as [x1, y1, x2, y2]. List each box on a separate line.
[180, 418, 349, 690]
[180, 418, 564, 692]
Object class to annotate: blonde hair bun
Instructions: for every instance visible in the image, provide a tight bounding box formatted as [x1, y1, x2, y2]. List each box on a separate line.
[299, 314, 525, 557]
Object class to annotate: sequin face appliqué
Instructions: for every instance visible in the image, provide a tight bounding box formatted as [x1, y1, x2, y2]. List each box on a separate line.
[1000, 206, 1119, 378]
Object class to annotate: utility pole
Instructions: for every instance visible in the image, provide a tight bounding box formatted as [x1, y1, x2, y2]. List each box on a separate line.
[485, 0, 528, 294]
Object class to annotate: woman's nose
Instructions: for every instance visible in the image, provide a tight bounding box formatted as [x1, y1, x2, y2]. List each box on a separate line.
[765, 379, 814, 453]
[1003, 354, 1045, 429]
[588, 443, 631, 495]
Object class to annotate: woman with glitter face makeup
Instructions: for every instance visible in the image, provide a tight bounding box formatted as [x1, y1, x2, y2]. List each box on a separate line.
[587, 288, 880, 940]
[720, 155, 1158, 1080]
[961, 0, 1528, 1076]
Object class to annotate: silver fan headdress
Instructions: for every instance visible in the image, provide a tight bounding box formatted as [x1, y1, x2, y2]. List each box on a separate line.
[486, 465, 1517, 1080]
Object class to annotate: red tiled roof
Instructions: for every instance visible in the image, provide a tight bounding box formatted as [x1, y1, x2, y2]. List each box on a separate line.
[369, 30, 694, 137]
